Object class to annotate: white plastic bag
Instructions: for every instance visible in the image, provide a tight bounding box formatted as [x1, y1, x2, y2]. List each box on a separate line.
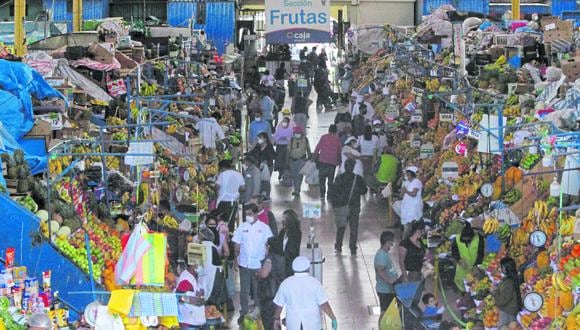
[305, 168, 319, 185]
[299, 160, 317, 176]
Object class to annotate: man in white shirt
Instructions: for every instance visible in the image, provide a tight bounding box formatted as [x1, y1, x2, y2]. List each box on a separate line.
[260, 70, 275, 87]
[194, 112, 226, 150]
[215, 160, 245, 231]
[232, 203, 273, 324]
[273, 256, 337, 330]
[351, 95, 375, 123]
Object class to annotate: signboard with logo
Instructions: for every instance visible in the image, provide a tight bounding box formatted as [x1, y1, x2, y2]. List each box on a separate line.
[265, 0, 330, 44]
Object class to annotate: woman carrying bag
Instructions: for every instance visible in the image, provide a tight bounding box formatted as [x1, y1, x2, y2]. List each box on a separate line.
[287, 126, 311, 197]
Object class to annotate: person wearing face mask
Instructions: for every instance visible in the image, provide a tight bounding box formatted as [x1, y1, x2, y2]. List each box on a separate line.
[205, 211, 235, 311]
[451, 223, 485, 292]
[278, 209, 302, 278]
[248, 110, 272, 146]
[248, 132, 276, 197]
[399, 166, 423, 239]
[374, 231, 400, 313]
[372, 119, 389, 152]
[175, 263, 206, 328]
[272, 116, 293, 180]
[241, 155, 262, 205]
[197, 227, 227, 308]
[287, 126, 311, 197]
[257, 196, 278, 236]
[232, 203, 274, 325]
[313, 124, 342, 200]
[339, 136, 364, 177]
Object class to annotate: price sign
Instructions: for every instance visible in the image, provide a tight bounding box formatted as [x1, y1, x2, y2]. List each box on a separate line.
[455, 121, 469, 136]
[385, 107, 399, 119]
[297, 78, 308, 88]
[411, 87, 424, 97]
[410, 115, 423, 123]
[467, 128, 481, 140]
[439, 113, 454, 122]
[303, 202, 321, 219]
[430, 69, 438, 77]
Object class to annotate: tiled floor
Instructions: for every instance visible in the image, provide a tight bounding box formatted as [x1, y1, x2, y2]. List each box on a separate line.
[227, 99, 394, 329]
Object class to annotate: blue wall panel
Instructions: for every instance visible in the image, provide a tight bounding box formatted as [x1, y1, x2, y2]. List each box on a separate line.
[0, 194, 102, 316]
[44, 0, 109, 29]
[168, 1, 235, 55]
[552, 0, 577, 16]
[423, 0, 489, 15]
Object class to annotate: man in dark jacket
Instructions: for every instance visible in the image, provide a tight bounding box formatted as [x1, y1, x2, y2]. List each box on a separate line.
[329, 159, 368, 255]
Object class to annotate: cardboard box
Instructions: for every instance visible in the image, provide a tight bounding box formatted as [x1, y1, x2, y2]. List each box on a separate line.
[27, 119, 51, 137]
[543, 20, 574, 43]
[560, 56, 580, 82]
[87, 43, 114, 64]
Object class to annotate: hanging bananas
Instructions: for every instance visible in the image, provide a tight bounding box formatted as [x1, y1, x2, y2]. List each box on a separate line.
[483, 218, 500, 235]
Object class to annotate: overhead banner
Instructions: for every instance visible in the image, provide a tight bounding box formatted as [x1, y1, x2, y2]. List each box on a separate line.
[265, 0, 330, 44]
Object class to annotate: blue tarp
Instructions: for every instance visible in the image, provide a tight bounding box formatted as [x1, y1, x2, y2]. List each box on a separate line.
[0, 59, 64, 140]
[0, 123, 47, 175]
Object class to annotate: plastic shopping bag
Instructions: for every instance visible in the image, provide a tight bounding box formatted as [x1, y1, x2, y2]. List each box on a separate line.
[305, 167, 319, 185]
[392, 200, 402, 218]
[379, 299, 401, 330]
[299, 160, 317, 176]
[242, 315, 264, 330]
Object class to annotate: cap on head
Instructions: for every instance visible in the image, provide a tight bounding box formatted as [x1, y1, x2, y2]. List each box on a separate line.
[373, 119, 382, 126]
[406, 166, 418, 174]
[292, 256, 310, 272]
[345, 136, 357, 145]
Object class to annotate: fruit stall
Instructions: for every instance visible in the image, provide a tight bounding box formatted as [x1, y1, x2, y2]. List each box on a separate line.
[349, 11, 579, 329]
[0, 52, 243, 326]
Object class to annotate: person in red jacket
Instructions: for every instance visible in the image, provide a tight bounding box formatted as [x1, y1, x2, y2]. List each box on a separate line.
[313, 124, 342, 200]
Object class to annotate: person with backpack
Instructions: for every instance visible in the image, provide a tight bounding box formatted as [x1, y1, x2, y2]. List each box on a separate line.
[287, 126, 311, 197]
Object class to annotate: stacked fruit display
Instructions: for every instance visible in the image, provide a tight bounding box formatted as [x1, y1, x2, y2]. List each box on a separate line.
[54, 220, 121, 282]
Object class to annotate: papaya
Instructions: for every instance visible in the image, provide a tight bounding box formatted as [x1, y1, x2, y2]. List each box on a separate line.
[560, 291, 574, 311]
[537, 251, 550, 269]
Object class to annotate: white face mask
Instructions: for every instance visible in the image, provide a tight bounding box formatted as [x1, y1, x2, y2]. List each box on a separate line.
[257, 138, 265, 144]
[246, 216, 256, 223]
[281, 122, 289, 128]
[294, 134, 302, 139]
[255, 117, 262, 121]
[374, 127, 382, 132]
[352, 142, 359, 149]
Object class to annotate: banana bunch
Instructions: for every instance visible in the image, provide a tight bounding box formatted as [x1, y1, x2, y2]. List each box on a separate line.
[503, 105, 521, 117]
[150, 187, 160, 205]
[425, 78, 440, 92]
[139, 183, 150, 205]
[203, 162, 219, 177]
[106, 116, 126, 126]
[497, 224, 512, 243]
[143, 209, 154, 223]
[167, 124, 179, 134]
[483, 218, 500, 235]
[106, 156, 120, 170]
[527, 200, 548, 221]
[140, 82, 158, 96]
[559, 215, 576, 236]
[161, 215, 178, 229]
[512, 228, 529, 247]
[49, 159, 64, 175]
[502, 188, 522, 205]
[552, 272, 572, 292]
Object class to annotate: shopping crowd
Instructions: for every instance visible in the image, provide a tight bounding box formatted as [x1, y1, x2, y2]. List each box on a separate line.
[171, 46, 524, 330]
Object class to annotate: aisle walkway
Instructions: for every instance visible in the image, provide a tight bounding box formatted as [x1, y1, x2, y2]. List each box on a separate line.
[266, 104, 391, 329]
